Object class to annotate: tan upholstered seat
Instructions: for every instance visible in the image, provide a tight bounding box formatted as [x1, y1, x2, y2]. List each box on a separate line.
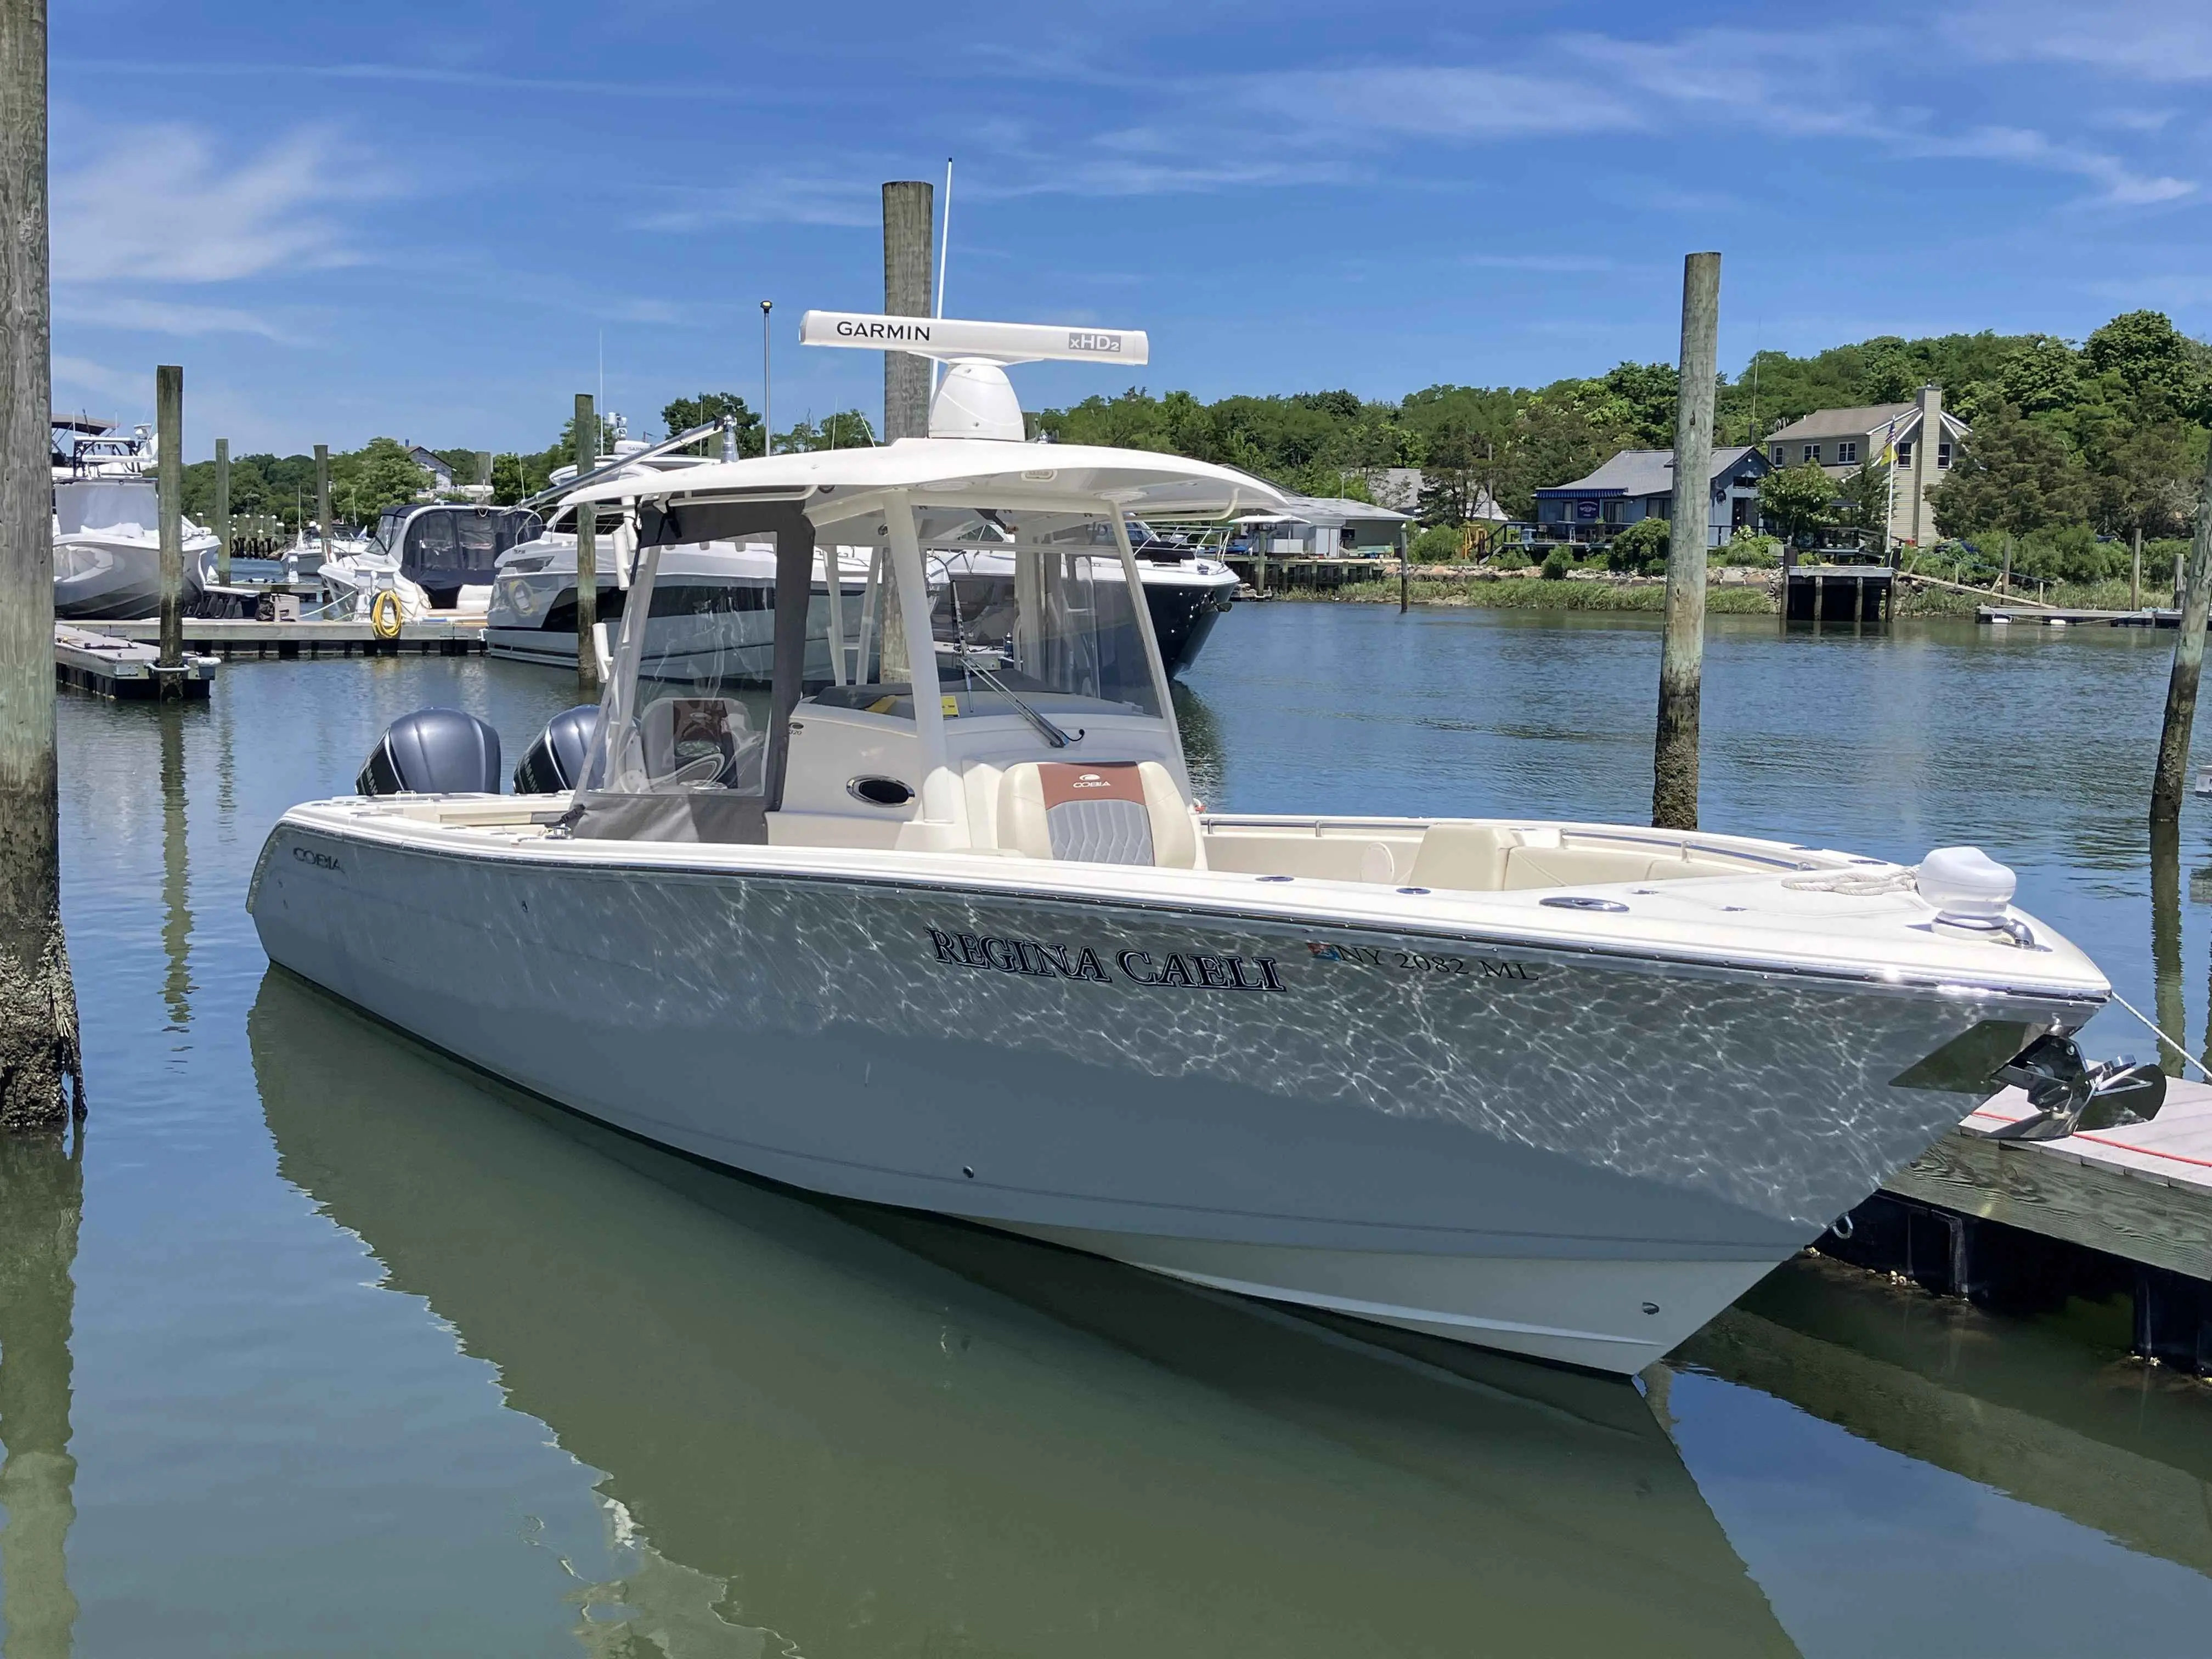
[996, 761, 1201, 868]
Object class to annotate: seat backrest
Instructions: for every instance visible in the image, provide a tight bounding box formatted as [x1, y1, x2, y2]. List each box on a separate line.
[1406, 823, 1515, 892]
[638, 696, 764, 791]
[997, 761, 1199, 868]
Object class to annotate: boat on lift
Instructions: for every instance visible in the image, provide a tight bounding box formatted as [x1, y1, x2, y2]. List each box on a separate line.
[50, 417, 220, 620]
[250, 311, 2129, 1374]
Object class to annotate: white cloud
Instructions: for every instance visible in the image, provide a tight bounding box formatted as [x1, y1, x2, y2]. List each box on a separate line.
[1908, 125, 2195, 208]
[53, 294, 303, 342]
[53, 123, 386, 284]
[637, 173, 882, 231]
[1944, 3, 2212, 82]
[50, 353, 148, 405]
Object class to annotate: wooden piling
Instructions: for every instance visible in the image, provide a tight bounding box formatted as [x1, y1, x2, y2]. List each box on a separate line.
[213, 436, 230, 585]
[1651, 251, 1720, 832]
[2132, 526, 2143, 615]
[313, 442, 331, 567]
[1398, 524, 1409, 613]
[573, 392, 599, 696]
[155, 365, 184, 680]
[2150, 443, 2212, 820]
[881, 180, 934, 442]
[0, 0, 84, 1132]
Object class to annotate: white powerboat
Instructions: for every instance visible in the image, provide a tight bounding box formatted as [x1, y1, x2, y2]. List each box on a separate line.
[369, 501, 544, 611]
[250, 312, 2121, 1374]
[51, 420, 219, 620]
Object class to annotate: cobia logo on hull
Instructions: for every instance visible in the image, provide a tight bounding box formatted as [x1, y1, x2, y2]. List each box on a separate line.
[927, 928, 1286, 992]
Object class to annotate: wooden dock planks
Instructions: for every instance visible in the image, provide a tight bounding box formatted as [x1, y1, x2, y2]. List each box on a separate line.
[1882, 1082, 2212, 1282]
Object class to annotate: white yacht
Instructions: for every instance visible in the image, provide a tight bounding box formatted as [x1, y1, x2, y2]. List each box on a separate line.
[51, 419, 219, 620]
[249, 313, 2119, 1373]
[369, 501, 544, 611]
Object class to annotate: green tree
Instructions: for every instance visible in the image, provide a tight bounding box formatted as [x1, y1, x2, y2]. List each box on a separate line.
[662, 392, 762, 455]
[1605, 516, 1669, 575]
[774, 409, 877, 452]
[1835, 457, 1891, 538]
[2092, 419, 2202, 541]
[1758, 462, 1836, 546]
[332, 437, 428, 525]
[2084, 310, 2208, 417]
[1996, 335, 2080, 414]
[1928, 402, 2090, 541]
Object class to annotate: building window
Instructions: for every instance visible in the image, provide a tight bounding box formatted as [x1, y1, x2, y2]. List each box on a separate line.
[1895, 439, 1914, 469]
[1837, 441, 1858, 464]
[1937, 443, 1953, 470]
[1769, 444, 1784, 465]
[1802, 444, 1820, 464]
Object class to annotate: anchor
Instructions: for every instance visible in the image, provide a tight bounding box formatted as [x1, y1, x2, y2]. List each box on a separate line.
[1985, 1033, 2166, 1142]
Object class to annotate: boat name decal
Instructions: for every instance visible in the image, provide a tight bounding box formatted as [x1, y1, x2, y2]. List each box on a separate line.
[1306, 941, 1531, 979]
[928, 929, 1285, 992]
[293, 845, 344, 873]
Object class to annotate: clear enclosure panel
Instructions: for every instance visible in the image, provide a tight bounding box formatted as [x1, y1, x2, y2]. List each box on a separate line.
[597, 539, 865, 799]
[922, 524, 1161, 720]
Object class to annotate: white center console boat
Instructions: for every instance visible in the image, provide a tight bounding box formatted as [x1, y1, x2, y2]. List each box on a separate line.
[250, 313, 2119, 1373]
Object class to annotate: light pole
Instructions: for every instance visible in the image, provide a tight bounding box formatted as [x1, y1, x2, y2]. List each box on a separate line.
[760, 300, 772, 458]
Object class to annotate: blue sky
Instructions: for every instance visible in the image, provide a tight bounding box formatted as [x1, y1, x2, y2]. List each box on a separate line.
[47, 0, 2212, 458]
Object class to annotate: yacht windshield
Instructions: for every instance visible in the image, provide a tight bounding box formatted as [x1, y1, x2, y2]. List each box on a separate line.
[921, 529, 1161, 721]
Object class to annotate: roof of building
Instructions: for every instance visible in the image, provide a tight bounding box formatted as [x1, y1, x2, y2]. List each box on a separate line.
[1534, 446, 1762, 498]
[407, 444, 453, 469]
[1764, 403, 1918, 443]
[1764, 402, 1973, 449]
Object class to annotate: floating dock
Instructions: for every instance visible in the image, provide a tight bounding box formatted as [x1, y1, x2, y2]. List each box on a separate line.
[54, 625, 218, 700]
[1978, 605, 2178, 628]
[89, 616, 487, 657]
[1824, 1080, 2212, 1373]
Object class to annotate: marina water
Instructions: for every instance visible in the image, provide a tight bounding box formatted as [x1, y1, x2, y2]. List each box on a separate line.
[9, 604, 2212, 1655]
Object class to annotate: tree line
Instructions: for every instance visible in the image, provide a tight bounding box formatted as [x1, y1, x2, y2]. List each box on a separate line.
[177, 396, 878, 533]
[1030, 309, 2211, 577]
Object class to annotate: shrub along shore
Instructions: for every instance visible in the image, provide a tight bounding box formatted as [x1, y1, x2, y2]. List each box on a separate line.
[1293, 570, 2154, 616]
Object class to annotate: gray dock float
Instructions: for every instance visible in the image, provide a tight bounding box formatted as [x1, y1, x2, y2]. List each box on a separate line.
[1978, 605, 2177, 627]
[1825, 1080, 2212, 1370]
[91, 616, 487, 657]
[54, 625, 218, 700]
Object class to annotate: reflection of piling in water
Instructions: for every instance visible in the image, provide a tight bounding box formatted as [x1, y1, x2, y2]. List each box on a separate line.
[158, 708, 193, 1031]
[0, 1132, 84, 1659]
[249, 969, 1796, 1658]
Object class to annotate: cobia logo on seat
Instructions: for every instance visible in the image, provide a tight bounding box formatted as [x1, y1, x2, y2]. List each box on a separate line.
[927, 928, 1286, 992]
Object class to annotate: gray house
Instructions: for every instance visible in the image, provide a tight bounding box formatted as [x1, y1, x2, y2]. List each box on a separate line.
[1533, 446, 1769, 546]
[407, 444, 455, 493]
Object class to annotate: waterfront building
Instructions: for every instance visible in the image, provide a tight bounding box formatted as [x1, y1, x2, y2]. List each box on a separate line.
[1532, 445, 1769, 546]
[1761, 385, 1969, 547]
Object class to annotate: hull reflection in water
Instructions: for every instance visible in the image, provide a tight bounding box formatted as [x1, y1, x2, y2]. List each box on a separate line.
[1675, 1254, 2212, 1577]
[251, 969, 1797, 1657]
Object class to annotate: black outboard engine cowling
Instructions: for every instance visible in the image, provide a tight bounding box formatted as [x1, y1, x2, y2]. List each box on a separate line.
[513, 704, 601, 795]
[357, 708, 502, 797]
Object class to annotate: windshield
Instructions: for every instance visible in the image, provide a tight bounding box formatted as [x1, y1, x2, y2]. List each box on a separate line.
[54, 479, 156, 536]
[923, 537, 1161, 720]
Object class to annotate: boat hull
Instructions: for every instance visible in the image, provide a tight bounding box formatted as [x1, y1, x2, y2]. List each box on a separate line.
[247, 820, 2081, 1372]
[54, 531, 213, 620]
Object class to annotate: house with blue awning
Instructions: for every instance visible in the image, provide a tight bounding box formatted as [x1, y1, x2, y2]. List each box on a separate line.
[1533, 446, 1770, 546]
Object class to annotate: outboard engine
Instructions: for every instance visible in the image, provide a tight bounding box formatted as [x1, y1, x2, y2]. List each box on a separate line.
[356, 708, 502, 797]
[512, 704, 601, 795]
